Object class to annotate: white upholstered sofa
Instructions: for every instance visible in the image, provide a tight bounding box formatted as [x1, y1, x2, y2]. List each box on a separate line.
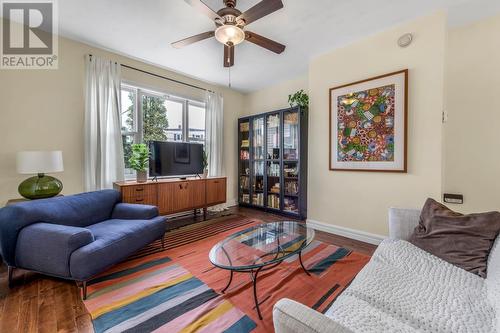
[273, 208, 500, 333]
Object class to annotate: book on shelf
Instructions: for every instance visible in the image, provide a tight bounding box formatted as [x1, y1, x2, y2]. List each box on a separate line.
[239, 176, 249, 189]
[241, 139, 249, 148]
[284, 180, 298, 195]
[253, 193, 264, 206]
[254, 162, 264, 176]
[240, 122, 249, 132]
[267, 194, 280, 209]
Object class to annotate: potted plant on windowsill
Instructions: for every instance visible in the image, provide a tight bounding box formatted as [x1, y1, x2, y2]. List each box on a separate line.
[202, 150, 208, 178]
[129, 143, 149, 183]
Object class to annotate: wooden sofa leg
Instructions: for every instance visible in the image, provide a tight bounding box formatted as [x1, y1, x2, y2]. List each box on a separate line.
[161, 234, 166, 249]
[82, 281, 88, 300]
[7, 266, 14, 288]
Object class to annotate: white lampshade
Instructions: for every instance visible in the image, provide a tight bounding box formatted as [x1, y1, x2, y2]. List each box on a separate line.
[17, 151, 64, 174]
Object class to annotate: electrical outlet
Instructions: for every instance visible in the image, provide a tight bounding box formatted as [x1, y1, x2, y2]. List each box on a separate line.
[443, 193, 463, 204]
[442, 110, 448, 123]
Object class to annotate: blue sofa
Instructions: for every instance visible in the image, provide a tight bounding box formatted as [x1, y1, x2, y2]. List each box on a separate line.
[0, 190, 166, 298]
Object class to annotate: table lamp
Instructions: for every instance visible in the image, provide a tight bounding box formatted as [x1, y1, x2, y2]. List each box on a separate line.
[17, 151, 64, 199]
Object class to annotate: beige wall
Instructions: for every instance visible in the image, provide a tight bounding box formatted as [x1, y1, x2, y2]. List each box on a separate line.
[243, 74, 308, 115]
[242, 12, 447, 236]
[443, 14, 500, 213]
[307, 12, 446, 235]
[0, 27, 244, 206]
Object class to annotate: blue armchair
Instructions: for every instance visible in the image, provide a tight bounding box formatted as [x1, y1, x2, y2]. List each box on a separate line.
[0, 190, 166, 298]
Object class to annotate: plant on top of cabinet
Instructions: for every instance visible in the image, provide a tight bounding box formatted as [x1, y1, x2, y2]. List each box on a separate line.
[288, 90, 309, 109]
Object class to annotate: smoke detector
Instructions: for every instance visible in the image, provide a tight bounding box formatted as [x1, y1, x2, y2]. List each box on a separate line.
[398, 33, 413, 48]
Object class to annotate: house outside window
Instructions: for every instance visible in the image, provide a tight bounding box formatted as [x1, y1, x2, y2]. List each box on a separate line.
[120, 83, 206, 178]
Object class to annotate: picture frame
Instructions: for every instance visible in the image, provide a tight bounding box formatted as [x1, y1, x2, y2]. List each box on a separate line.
[329, 69, 408, 172]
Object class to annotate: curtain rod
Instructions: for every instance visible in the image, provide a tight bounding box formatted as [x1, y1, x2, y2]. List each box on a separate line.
[88, 54, 215, 94]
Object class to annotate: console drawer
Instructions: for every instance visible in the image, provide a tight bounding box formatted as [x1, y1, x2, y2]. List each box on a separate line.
[121, 185, 157, 206]
[206, 178, 226, 205]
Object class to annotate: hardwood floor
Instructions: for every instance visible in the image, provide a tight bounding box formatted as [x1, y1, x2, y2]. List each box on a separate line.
[0, 206, 376, 332]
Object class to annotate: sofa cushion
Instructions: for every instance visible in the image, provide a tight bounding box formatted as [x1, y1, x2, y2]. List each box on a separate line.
[15, 223, 94, 278]
[69, 217, 166, 280]
[325, 239, 496, 333]
[487, 237, 500, 330]
[0, 190, 120, 266]
[111, 203, 159, 220]
[409, 198, 500, 277]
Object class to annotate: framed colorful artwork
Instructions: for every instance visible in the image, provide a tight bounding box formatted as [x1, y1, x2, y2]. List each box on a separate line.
[329, 69, 408, 172]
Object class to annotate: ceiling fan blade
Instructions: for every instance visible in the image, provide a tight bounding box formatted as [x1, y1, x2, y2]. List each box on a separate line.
[184, 0, 222, 21]
[237, 0, 283, 25]
[224, 44, 234, 67]
[171, 31, 215, 48]
[245, 31, 285, 54]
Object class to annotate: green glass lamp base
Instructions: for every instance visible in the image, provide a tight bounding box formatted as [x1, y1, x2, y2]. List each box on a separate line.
[18, 173, 63, 200]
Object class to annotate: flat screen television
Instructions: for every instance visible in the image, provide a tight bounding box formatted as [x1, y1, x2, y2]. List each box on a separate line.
[149, 141, 204, 177]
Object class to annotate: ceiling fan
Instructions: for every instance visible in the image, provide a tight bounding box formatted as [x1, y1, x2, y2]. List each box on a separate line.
[172, 0, 286, 67]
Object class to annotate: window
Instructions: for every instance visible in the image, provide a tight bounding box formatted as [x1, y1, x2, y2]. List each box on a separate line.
[120, 88, 137, 174]
[164, 99, 184, 142]
[188, 102, 206, 144]
[120, 84, 206, 177]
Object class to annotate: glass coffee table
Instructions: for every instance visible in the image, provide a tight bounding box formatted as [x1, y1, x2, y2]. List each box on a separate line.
[209, 221, 315, 319]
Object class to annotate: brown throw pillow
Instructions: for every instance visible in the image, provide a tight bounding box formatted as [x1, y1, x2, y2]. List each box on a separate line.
[409, 198, 500, 278]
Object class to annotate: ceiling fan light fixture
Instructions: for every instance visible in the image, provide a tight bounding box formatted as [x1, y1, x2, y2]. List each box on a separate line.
[215, 24, 245, 46]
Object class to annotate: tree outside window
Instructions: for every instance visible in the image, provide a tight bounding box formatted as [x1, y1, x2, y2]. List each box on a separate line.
[142, 95, 169, 144]
[120, 84, 206, 178]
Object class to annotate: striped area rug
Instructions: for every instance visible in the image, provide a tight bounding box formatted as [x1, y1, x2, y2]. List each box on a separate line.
[128, 214, 255, 260]
[83, 215, 371, 333]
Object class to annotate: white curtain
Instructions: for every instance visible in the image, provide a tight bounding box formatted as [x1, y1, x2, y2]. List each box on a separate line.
[205, 91, 224, 177]
[84, 55, 125, 191]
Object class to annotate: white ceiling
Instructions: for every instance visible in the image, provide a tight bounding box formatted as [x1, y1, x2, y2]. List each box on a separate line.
[53, 0, 500, 92]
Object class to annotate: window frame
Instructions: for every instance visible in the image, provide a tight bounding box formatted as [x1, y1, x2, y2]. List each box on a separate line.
[120, 82, 207, 179]
[187, 100, 207, 145]
[120, 85, 138, 135]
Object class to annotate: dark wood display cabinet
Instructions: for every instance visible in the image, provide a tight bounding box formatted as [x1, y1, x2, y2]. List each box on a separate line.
[238, 106, 308, 219]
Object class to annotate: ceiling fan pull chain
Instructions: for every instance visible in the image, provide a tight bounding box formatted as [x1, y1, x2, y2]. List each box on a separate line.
[228, 66, 232, 88]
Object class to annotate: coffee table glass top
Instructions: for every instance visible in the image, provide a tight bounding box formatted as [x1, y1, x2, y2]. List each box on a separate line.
[209, 221, 315, 270]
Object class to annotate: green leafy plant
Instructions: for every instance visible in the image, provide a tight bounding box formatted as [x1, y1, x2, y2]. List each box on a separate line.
[202, 150, 208, 170]
[288, 89, 309, 109]
[122, 92, 169, 169]
[129, 144, 150, 172]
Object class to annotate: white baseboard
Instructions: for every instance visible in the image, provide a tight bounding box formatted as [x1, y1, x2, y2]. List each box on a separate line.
[306, 219, 385, 245]
[225, 198, 238, 208]
[207, 198, 238, 212]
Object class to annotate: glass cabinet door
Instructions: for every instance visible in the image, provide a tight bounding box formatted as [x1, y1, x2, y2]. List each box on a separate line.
[253, 117, 265, 160]
[266, 113, 280, 160]
[252, 161, 264, 206]
[267, 161, 280, 210]
[283, 110, 299, 213]
[252, 117, 265, 206]
[283, 110, 299, 160]
[283, 160, 299, 213]
[239, 120, 250, 204]
[266, 113, 281, 210]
